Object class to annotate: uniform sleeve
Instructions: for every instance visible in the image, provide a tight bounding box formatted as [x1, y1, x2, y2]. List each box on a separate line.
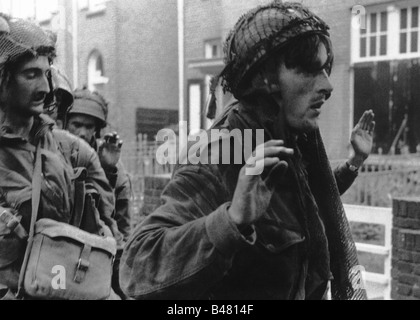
[120, 164, 254, 300]
[113, 162, 133, 241]
[334, 162, 359, 195]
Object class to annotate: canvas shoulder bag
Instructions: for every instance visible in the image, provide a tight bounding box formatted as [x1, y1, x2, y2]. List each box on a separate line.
[17, 143, 117, 300]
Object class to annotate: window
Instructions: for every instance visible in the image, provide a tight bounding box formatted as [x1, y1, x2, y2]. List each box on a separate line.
[0, 0, 58, 22]
[352, 2, 420, 155]
[353, 3, 420, 63]
[89, 0, 106, 11]
[360, 11, 388, 58]
[400, 6, 419, 54]
[79, 0, 107, 13]
[88, 51, 108, 91]
[204, 39, 222, 59]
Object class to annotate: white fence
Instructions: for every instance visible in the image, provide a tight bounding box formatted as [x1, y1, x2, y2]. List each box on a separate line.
[344, 204, 393, 300]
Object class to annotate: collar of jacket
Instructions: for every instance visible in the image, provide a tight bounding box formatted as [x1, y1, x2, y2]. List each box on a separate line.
[0, 114, 55, 146]
[217, 94, 303, 149]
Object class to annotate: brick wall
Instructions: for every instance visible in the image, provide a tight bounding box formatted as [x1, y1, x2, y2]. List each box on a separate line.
[75, 0, 179, 144]
[392, 198, 420, 300]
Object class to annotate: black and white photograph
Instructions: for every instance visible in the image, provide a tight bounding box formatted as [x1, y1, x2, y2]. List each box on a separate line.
[0, 0, 419, 306]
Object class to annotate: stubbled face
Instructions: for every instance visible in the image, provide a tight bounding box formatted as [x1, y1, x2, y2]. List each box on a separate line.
[276, 43, 334, 133]
[66, 114, 97, 146]
[4, 55, 51, 118]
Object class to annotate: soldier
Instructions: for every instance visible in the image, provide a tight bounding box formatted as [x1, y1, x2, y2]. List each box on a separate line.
[64, 87, 133, 299]
[120, 2, 375, 300]
[44, 65, 74, 129]
[0, 14, 120, 299]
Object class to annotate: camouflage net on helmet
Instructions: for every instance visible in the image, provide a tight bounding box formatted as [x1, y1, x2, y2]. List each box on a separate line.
[220, 2, 330, 97]
[0, 13, 56, 68]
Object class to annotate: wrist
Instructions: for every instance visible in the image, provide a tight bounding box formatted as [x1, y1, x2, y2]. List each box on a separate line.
[348, 154, 366, 169]
[100, 160, 118, 173]
[228, 207, 250, 231]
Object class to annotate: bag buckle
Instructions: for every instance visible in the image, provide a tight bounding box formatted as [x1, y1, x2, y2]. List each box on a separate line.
[74, 245, 92, 284]
[77, 258, 90, 272]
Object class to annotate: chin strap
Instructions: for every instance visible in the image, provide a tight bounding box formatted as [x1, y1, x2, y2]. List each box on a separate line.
[205, 76, 220, 120]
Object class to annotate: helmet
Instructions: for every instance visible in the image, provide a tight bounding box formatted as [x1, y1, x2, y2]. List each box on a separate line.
[220, 1, 330, 98]
[44, 66, 74, 120]
[68, 88, 108, 129]
[51, 66, 74, 119]
[0, 13, 56, 68]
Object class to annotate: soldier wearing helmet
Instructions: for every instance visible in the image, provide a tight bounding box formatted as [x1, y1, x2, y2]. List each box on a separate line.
[65, 88, 108, 143]
[44, 65, 74, 129]
[0, 14, 120, 300]
[64, 87, 132, 299]
[121, 2, 375, 300]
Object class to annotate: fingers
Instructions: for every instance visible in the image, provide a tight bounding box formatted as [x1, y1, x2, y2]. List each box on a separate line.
[245, 140, 293, 176]
[248, 140, 294, 164]
[104, 132, 119, 143]
[359, 110, 375, 130]
[103, 132, 124, 148]
[368, 121, 376, 135]
[246, 157, 281, 176]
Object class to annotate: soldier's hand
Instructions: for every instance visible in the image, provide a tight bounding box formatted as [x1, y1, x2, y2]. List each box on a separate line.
[228, 140, 293, 228]
[350, 110, 375, 167]
[98, 132, 123, 169]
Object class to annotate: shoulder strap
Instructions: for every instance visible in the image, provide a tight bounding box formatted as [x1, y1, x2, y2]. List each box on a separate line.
[17, 143, 43, 298]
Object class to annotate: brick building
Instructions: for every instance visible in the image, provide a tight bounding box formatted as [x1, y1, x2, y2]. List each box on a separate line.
[184, 0, 420, 159]
[0, 0, 180, 145]
[2, 0, 419, 159]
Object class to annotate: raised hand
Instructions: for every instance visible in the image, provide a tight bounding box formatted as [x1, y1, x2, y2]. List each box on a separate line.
[228, 140, 294, 228]
[98, 132, 124, 169]
[351, 110, 375, 166]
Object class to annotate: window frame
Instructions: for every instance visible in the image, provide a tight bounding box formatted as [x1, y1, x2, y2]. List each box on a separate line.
[79, 0, 107, 14]
[352, 1, 420, 64]
[87, 50, 109, 92]
[399, 5, 419, 56]
[204, 38, 223, 60]
[359, 11, 388, 58]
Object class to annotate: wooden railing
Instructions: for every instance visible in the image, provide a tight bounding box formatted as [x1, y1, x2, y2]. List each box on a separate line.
[332, 155, 420, 208]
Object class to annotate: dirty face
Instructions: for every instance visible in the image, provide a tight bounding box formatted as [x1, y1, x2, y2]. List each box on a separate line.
[66, 113, 98, 146]
[3, 55, 51, 118]
[275, 43, 334, 133]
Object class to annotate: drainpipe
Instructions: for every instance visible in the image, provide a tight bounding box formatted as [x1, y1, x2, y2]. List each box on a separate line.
[178, 0, 186, 152]
[72, 0, 79, 88]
